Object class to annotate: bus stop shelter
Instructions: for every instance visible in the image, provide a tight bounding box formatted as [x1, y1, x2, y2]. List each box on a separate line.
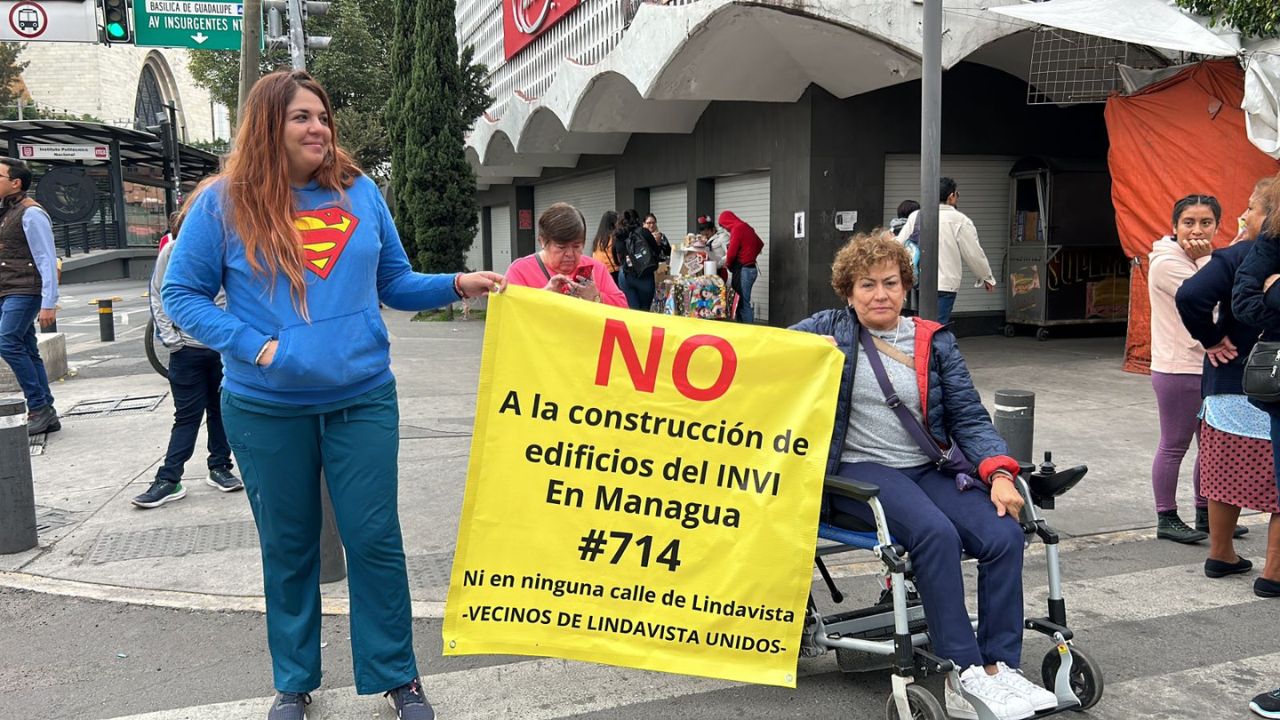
[0, 120, 219, 257]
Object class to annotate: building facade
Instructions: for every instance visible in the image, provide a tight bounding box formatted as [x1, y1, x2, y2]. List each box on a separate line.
[18, 43, 231, 143]
[459, 0, 1131, 333]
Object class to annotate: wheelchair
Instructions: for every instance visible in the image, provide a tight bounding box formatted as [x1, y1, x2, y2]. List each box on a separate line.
[805, 453, 1103, 720]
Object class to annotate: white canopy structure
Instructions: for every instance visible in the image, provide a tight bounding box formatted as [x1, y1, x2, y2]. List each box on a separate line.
[989, 0, 1279, 158]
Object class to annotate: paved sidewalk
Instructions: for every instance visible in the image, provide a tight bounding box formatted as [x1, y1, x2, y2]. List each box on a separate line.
[0, 313, 1204, 615]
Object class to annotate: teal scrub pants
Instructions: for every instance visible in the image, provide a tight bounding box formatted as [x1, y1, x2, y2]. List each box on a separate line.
[221, 380, 417, 695]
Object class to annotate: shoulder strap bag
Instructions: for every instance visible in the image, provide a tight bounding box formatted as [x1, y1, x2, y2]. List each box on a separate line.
[857, 326, 980, 488]
[533, 252, 553, 282]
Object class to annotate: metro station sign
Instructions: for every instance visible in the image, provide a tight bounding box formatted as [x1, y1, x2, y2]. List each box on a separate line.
[503, 0, 579, 61]
[18, 143, 110, 161]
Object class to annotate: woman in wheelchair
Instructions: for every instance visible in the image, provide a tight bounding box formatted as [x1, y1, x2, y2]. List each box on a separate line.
[791, 232, 1057, 720]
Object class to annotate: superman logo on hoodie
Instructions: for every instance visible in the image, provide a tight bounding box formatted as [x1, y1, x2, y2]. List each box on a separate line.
[294, 207, 360, 279]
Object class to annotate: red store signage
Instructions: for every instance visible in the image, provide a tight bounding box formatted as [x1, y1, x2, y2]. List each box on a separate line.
[504, 0, 580, 61]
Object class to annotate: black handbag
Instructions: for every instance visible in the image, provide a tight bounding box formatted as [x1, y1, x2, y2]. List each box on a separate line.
[1243, 339, 1280, 403]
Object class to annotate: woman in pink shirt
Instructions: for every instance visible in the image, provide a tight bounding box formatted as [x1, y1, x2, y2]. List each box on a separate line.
[1147, 194, 1220, 544]
[505, 203, 627, 307]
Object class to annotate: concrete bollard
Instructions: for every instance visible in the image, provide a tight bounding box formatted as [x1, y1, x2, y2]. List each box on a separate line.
[993, 389, 1035, 466]
[0, 398, 38, 554]
[319, 471, 347, 584]
[98, 299, 115, 342]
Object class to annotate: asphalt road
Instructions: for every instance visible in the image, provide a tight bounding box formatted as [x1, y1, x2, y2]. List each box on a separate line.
[54, 278, 166, 382]
[3, 527, 1277, 720]
[8, 277, 1274, 720]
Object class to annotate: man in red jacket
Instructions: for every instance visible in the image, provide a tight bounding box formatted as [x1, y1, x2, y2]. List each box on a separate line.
[719, 211, 763, 323]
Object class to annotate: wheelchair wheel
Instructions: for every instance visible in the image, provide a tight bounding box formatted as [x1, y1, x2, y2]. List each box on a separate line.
[1041, 645, 1104, 710]
[884, 684, 946, 720]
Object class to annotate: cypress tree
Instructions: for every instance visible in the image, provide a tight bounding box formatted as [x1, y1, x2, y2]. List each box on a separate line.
[388, 0, 478, 274]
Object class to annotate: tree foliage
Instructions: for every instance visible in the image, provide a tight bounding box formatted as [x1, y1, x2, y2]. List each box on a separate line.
[187, 0, 489, 182]
[0, 43, 28, 111]
[0, 44, 103, 122]
[1175, 0, 1280, 38]
[387, 0, 481, 274]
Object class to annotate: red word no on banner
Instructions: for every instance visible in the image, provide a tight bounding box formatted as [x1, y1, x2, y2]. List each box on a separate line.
[594, 319, 737, 402]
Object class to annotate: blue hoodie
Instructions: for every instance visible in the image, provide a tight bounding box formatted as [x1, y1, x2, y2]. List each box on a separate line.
[162, 174, 458, 406]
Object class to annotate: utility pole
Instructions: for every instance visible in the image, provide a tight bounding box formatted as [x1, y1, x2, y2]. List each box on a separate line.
[287, 0, 306, 70]
[237, 0, 264, 127]
[266, 1, 331, 72]
[918, 0, 942, 322]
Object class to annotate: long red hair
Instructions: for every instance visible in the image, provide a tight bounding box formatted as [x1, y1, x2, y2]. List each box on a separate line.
[214, 70, 360, 317]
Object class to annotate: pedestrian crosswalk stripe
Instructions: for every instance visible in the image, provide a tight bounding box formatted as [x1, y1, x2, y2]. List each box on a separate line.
[1082, 650, 1280, 719]
[1028, 561, 1264, 625]
[92, 556, 1280, 720]
[101, 655, 757, 720]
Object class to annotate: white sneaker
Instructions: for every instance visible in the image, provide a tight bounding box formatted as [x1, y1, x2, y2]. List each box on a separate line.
[945, 665, 1036, 720]
[994, 661, 1059, 711]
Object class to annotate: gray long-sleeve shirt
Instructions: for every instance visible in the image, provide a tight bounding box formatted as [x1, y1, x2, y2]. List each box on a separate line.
[840, 316, 933, 468]
[149, 241, 224, 350]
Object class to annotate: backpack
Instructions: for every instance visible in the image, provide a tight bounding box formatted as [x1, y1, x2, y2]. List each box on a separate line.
[622, 228, 657, 277]
[901, 222, 922, 287]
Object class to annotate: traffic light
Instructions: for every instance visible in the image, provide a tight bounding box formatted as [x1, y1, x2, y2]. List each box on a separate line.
[146, 118, 174, 161]
[299, 1, 330, 24]
[265, 0, 331, 55]
[300, 2, 331, 49]
[101, 0, 132, 44]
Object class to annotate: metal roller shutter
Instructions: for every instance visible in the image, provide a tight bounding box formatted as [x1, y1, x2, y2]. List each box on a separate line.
[490, 204, 513, 274]
[883, 155, 1015, 315]
[715, 172, 771, 323]
[648, 183, 688, 241]
[465, 213, 484, 272]
[534, 170, 617, 236]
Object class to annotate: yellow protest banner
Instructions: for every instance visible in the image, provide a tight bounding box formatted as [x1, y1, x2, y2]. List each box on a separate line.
[444, 284, 843, 687]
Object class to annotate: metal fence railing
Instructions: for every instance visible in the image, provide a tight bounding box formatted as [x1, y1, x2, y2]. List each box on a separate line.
[54, 221, 118, 258]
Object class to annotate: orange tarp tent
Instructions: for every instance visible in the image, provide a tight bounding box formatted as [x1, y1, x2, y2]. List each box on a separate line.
[1105, 60, 1280, 374]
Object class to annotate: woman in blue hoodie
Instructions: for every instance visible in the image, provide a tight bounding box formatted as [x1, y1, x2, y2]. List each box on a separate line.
[162, 70, 502, 720]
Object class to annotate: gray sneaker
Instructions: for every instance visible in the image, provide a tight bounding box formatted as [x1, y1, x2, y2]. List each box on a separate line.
[386, 678, 435, 720]
[267, 691, 310, 720]
[207, 467, 244, 492]
[1157, 511, 1207, 544]
[132, 480, 187, 508]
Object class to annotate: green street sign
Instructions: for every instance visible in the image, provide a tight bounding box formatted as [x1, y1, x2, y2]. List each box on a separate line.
[133, 1, 257, 50]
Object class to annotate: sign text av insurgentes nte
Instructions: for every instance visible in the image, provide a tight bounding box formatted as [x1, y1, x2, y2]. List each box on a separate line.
[134, 0, 253, 50]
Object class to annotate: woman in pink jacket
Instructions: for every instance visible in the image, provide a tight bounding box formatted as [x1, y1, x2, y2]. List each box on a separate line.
[504, 203, 627, 308]
[1148, 194, 1231, 544]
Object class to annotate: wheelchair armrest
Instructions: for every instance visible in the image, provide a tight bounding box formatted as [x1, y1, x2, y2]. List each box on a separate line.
[1028, 464, 1088, 500]
[824, 475, 880, 503]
